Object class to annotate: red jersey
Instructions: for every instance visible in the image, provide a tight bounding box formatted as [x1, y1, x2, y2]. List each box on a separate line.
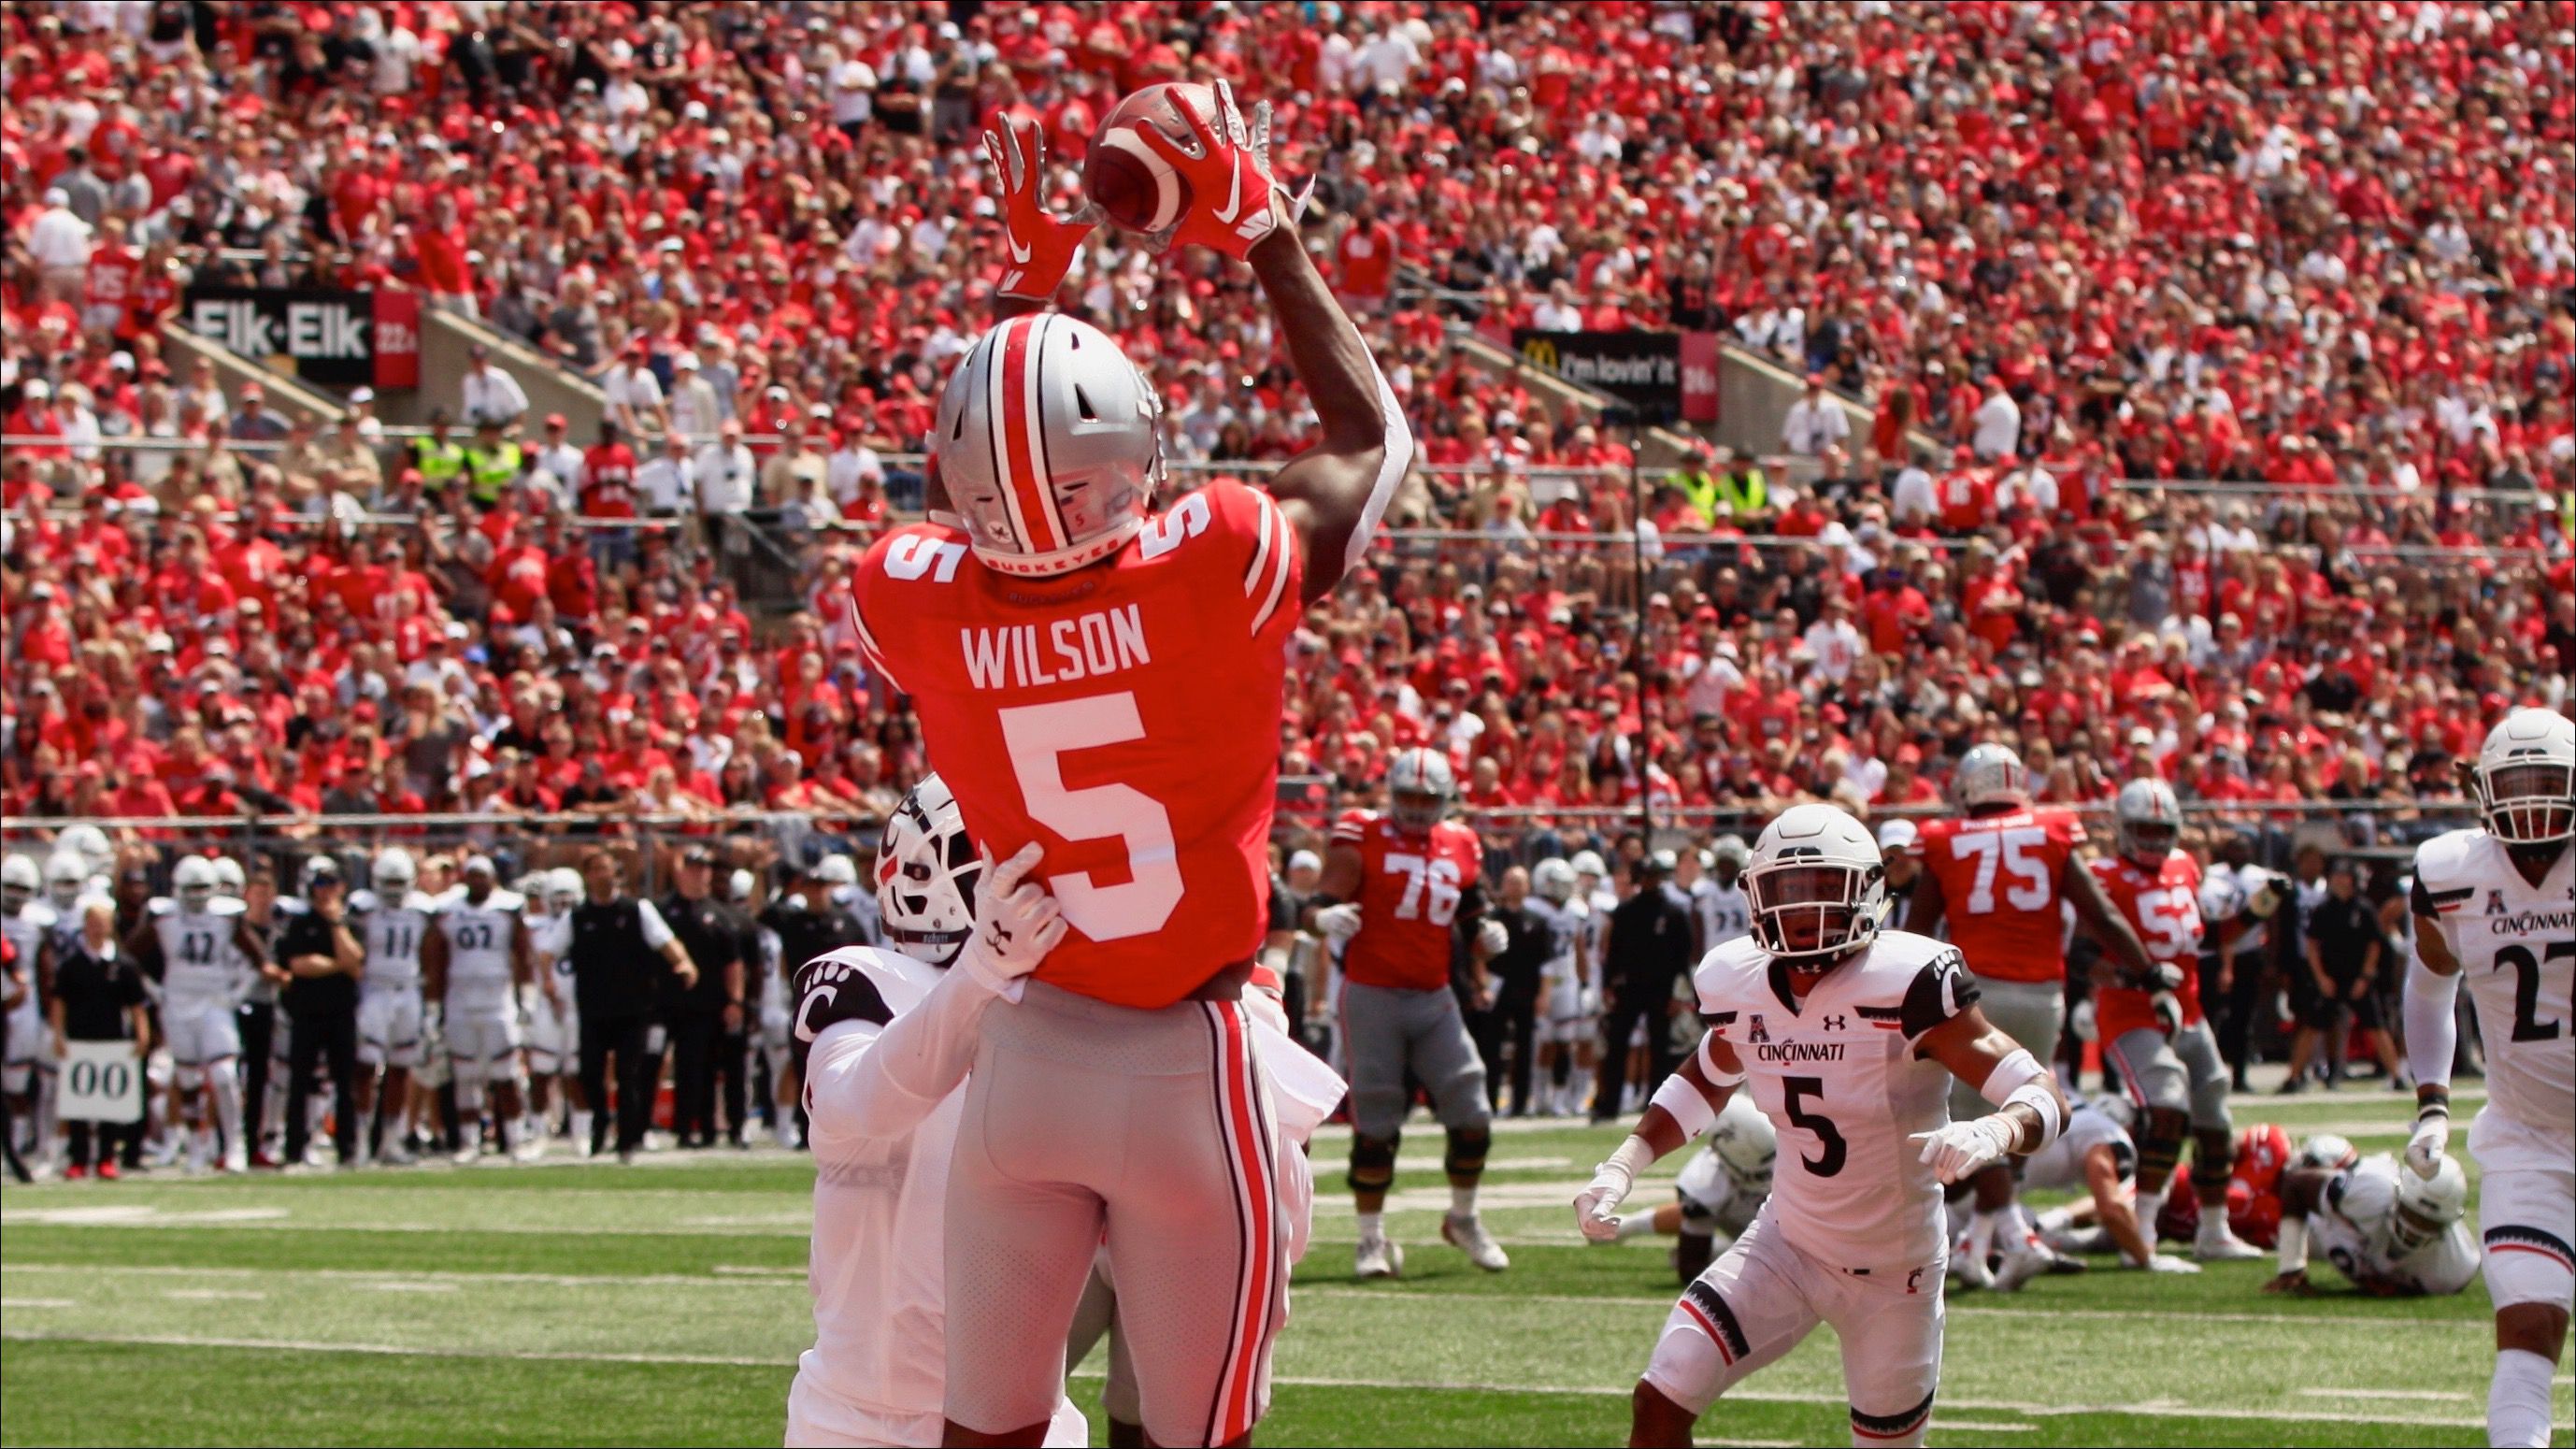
[852, 479, 1302, 1010]
[1916, 806, 2087, 983]
[1330, 811, 1481, 993]
[2088, 851, 2205, 1038]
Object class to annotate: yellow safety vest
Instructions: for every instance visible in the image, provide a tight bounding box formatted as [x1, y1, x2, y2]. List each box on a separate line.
[411, 438, 465, 494]
[465, 440, 522, 504]
[1715, 466, 1767, 517]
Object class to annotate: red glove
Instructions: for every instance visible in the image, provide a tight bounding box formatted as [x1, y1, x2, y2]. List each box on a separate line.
[982, 112, 1095, 301]
[1132, 79, 1299, 261]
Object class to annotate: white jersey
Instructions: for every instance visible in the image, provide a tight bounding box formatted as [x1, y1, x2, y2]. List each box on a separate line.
[151, 897, 246, 1004]
[2412, 830, 2574, 1169]
[529, 911, 574, 996]
[2022, 1094, 2135, 1193]
[357, 891, 439, 995]
[1694, 929, 1979, 1270]
[1581, 884, 1617, 973]
[798, 945, 970, 1427]
[2200, 862, 2269, 955]
[436, 890, 524, 1011]
[1693, 878, 1753, 949]
[2310, 1154, 2483, 1296]
[1525, 897, 1588, 991]
[3, 900, 58, 980]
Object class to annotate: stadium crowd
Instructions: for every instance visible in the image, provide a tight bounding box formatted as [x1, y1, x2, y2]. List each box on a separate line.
[3, 0, 2570, 879]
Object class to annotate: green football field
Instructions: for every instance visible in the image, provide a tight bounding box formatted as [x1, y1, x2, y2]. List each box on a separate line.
[2, 1084, 2567, 1447]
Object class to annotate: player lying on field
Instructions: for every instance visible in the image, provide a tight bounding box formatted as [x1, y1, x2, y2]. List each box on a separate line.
[2265, 1147, 2478, 1298]
[1573, 805, 2069, 1449]
[1598, 1093, 1775, 1283]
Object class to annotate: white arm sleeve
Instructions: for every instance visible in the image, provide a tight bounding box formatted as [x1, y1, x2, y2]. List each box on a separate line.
[803, 967, 1005, 1147]
[2402, 948, 2459, 1092]
[633, 897, 677, 952]
[1337, 354, 1415, 578]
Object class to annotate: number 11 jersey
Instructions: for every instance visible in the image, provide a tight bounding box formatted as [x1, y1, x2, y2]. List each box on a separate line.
[853, 479, 1303, 1010]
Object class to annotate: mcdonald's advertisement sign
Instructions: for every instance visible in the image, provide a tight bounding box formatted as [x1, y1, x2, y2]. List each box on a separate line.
[1511, 330, 1717, 424]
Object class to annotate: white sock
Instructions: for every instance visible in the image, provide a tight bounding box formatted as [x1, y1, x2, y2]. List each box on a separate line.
[2488, 1348, 2555, 1448]
[2033, 1205, 2076, 1237]
[209, 1070, 245, 1155]
[572, 1109, 594, 1146]
[33, 1069, 57, 1162]
[1964, 1209, 2000, 1267]
[2133, 1184, 2168, 1252]
[2195, 1207, 2236, 1247]
[1450, 1186, 1478, 1218]
[1356, 1211, 1384, 1242]
[1570, 1067, 1593, 1114]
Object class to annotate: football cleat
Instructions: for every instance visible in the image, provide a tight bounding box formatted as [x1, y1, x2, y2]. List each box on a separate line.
[513, 1135, 547, 1164]
[1442, 1212, 1511, 1272]
[1353, 1235, 1405, 1280]
[95, 1160, 119, 1181]
[2194, 1229, 2265, 1262]
[221, 1141, 248, 1175]
[1993, 1240, 2054, 1293]
[63, 1163, 87, 1181]
[1949, 1248, 1995, 1293]
[2141, 1254, 2202, 1274]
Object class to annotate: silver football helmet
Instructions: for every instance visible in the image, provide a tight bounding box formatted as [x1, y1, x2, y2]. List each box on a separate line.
[210, 856, 246, 899]
[2389, 1155, 2468, 1255]
[1952, 742, 2029, 812]
[879, 774, 980, 967]
[1744, 804, 1887, 968]
[1710, 834, 1751, 882]
[374, 848, 417, 897]
[2294, 1133, 2358, 1173]
[1, 854, 36, 907]
[1386, 747, 1456, 834]
[1532, 858, 1578, 905]
[933, 313, 1166, 579]
[1709, 1094, 1778, 1192]
[2113, 778, 2183, 868]
[2472, 708, 2574, 845]
[42, 852, 85, 910]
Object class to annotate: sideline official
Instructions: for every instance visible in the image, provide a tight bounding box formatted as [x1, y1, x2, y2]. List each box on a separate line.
[662, 847, 751, 1148]
[279, 858, 365, 1168]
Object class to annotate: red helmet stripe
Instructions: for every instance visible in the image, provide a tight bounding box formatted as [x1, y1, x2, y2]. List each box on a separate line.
[993, 316, 1066, 554]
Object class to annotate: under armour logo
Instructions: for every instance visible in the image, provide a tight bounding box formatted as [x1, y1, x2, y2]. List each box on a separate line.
[1823, 1013, 1848, 1032]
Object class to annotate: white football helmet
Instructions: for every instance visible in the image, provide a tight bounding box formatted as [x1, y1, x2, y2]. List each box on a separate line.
[2472, 707, 2575, 845]
[1532, 858, 1578, 905]
[43, 851, 87, 909]
[1569, 850, 1609, 881]
[1710, 1094, 1778, 1193]
[2113, 778, 2183, 868]
[2390, 1155, 2468, 1255]
[1710, 834, 1751, 880]
[374, 848, 416, 897]
[60, 824, 112, 876]
[729, 868, 756, 905]
[879, 774, 980, 967]
[210, 856, 246, 898]
[547, 868, 583, 911]
[933, 313, 1166, 579]
[2294, 1133, 2358, 1173]
[815, 854, 859, 887]
[174, 855, 218, 911]
[1386, 747, 1457, 833]
[1952, 742, 2029, 811]
[1, 854, 37, 904]
[1744, 804, 1887, 968]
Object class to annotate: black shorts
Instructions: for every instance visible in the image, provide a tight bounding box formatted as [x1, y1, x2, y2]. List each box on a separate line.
[2302, 981, 2383, 1032]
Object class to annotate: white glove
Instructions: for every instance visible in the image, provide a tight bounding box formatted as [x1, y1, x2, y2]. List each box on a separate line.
[1574, 1141, 1646, 1242]
[958, 841, 1068, 998]
[1580, 985, 1601, 1015]
[1476, 918, 1510, 957]
[1314, 903, 1363, 942]
[1911, 1115, 2017, 1184]
[2405, 1109, 2451, 1182]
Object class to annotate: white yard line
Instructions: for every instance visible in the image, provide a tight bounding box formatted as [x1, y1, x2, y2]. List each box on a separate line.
[1290, 1283, 2490, 1331]
[2303, 1388, 2473, 1402]
[0, 1330, 2507, 1430]
[163, 1289, 265, 1301]
[0, 1298, 77, 1309]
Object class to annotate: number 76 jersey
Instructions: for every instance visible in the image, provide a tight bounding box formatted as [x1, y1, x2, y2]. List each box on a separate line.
[852, 479, 1303, 1010]
[2411, 828, 2574, 1164]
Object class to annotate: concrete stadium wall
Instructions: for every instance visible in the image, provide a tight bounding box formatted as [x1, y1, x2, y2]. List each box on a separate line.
[376, 303, 608, 436]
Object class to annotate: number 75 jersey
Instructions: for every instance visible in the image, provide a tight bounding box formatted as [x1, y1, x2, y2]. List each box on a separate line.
[1694, 929, 1981, 1271]
[2412, 828, 2574, 1162]
[1914, 807, 2087, 984]
[852, 479, 1303, 1010]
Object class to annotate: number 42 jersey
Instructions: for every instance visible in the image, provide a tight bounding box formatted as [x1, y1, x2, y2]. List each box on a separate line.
[852, 480, 1303, 1010]
[1693, 930, 1982, 1271]
[2412, 828, 2574, 1168]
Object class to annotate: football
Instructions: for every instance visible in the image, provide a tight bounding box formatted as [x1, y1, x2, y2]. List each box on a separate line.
[1082, 81, 1217, 235]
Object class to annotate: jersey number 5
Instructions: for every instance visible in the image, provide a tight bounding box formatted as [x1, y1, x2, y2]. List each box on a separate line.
[2493, 940, 2572, 1043]
[998, 694, 1183, 942]
[1952, 826, 2052, 914]
[1782, 1075, 1847, 1178]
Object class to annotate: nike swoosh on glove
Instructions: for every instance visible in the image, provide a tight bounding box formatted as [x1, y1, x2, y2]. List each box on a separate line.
[981, 111, 1096, 300]
[1131, 79, 1291, 261]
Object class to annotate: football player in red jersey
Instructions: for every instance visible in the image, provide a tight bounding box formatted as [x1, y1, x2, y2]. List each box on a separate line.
[1911, 743, 2162, 1290]
[2091, 780, 2265, 1263]
[1309, 748, 1511, 1279]
[851, 94, 1408, 1449]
